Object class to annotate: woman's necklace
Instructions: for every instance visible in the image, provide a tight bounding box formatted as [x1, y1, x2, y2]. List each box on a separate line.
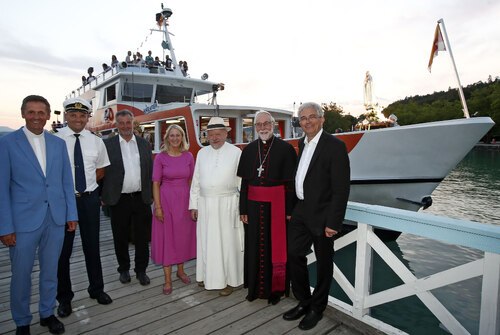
[257, 137, 274, 177]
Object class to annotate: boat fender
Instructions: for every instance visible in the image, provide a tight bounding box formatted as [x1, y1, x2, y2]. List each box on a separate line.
[396, 196, 433, 209]
[421, 196, 433, 209]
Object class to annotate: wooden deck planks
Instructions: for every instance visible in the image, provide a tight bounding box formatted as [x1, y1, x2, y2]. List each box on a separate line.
[0, 212, 381, 335]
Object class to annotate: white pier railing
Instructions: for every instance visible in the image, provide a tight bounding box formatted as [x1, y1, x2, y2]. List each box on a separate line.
[308, 202, 500, 335]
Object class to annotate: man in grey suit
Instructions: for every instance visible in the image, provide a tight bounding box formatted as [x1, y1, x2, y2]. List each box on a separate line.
[0, 95, 78, 335]
[101, 110, 153, 286]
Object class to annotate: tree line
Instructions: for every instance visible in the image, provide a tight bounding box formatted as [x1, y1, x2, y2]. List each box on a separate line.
[320, 76, 500, 140]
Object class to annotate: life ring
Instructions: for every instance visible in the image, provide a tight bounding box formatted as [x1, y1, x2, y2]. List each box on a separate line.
[105, 108, 114, 122]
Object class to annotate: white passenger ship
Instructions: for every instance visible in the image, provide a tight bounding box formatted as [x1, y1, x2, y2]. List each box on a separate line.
[65, 5, 494, 237]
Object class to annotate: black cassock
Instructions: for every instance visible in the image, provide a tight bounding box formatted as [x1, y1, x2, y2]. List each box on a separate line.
[237, 136, 297, 303]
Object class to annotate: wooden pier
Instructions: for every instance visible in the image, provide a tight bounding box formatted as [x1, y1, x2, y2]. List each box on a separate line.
[0, 213, 381, 335]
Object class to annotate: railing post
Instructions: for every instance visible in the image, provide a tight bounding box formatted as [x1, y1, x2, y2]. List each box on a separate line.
[479, 252, 500, 335]
[353, 222, 372, 318]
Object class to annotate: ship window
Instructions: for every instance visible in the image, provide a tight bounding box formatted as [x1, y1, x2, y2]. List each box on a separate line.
[242, 118, 254, 143]
[199, 116, 235, 144]
[161, 118, 189, 146]
[156, 85, 193, 104]
[105, 84, 116, 103]
[122, 83, 153, 102]
[141, 123, 155, 148]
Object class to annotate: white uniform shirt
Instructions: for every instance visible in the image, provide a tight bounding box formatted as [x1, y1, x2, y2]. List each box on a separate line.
[57, 127, 110, 193]
[23, 127, 47, 176]
[119, 134, 142, 193]
[295, 128, 323, 200]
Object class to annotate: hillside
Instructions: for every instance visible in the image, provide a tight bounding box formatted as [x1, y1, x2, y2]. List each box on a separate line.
[382, 77, 500, 138]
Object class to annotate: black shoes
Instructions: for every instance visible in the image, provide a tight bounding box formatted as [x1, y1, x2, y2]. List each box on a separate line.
[57, 302, 72, 318]
[40, 315, 65, 334]
[268, 293, 281, 305]
[283, 304, 309, 321]
[90, 292, 113, 305]
[298, 309, 323, 330]
[119, 271, 131, 284]
[120, 270, 149, 285]
[136, 272, 150, 286]
[16, 325, 30, 335]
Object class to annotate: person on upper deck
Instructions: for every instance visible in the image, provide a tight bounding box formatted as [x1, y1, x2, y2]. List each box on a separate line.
[145, 50, 154, 67]
[164, 55, 173, 70]
[125, 51, 132, 64]
[86, 67, 96, 83]
[178, 60, 184, 74]
[111, 55, 119, 68]
[136, 52, 145, 67]
[154, 56, 161, 67]
[182, 61, 189, 77]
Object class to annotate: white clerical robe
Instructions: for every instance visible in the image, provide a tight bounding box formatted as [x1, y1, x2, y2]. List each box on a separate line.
[189, 142, 244, 289]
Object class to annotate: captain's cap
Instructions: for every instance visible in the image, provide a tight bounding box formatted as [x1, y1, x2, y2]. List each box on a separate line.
[63, 97, 91, 113]
[206, 116, 231, 131]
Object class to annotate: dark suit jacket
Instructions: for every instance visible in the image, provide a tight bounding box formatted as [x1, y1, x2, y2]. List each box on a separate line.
[101, 135, 153, 206]
[298, 131, 350, 235]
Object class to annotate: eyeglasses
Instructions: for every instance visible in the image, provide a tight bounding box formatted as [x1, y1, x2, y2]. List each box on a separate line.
[299, 114, 321, 122]
[254, 121, 272, 128]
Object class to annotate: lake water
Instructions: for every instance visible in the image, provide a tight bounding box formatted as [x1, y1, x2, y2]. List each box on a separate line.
[330, 148, 500, 335]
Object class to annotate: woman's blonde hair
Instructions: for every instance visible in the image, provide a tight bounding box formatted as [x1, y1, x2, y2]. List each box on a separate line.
[161, 124, 189, 152]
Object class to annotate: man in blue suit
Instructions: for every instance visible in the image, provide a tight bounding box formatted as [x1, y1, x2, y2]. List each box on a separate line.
[0, 95, 78, 335]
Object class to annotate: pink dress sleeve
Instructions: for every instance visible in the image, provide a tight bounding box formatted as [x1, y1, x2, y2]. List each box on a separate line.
[152, 153, 164, 182]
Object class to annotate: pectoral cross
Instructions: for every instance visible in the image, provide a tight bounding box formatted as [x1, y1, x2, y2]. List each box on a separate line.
[257, 165, 264, 177]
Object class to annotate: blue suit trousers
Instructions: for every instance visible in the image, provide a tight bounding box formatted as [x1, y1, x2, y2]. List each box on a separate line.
[9, 209, 65, 326]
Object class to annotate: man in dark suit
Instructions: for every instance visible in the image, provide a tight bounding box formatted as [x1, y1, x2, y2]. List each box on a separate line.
[0, 95, 78, 335]
[101, 110, 153, 286]
[283, 102, 350, 330]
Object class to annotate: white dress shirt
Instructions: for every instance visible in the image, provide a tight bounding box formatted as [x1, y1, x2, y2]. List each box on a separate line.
[23, 127, 47, 176]
[57, 127, 110, 193]
[119, 135, 142, 193]
[295, 129, 323, 200]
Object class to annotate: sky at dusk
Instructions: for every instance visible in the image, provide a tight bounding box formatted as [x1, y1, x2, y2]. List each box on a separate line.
[1, 0, 499, 130]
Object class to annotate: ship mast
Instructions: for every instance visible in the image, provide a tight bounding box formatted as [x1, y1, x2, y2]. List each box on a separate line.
[152, 4, 183, 77]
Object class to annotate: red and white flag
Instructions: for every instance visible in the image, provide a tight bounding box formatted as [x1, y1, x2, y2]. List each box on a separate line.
[428, 23, 446, 72]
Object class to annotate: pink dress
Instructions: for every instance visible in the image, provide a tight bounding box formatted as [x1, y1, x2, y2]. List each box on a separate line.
[151, 151, 196, 266]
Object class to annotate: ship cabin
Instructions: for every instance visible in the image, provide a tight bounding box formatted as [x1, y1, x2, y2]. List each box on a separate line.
[67, 64, 299, 157]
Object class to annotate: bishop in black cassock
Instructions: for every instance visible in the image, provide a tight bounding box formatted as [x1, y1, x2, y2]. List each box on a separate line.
[237, 133, 297, 304]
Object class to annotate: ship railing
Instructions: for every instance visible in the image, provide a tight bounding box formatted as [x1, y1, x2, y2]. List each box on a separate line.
[67, 64, 175, 99]
[314, 201, 500, 335]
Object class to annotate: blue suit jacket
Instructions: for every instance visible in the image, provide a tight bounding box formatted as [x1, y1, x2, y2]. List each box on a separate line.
[0, 128, 78, 235]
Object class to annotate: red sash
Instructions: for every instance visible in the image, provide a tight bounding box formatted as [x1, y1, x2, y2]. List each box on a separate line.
[248, 185, 286, 292]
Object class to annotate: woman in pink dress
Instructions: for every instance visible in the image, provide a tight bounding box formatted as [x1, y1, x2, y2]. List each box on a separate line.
[151, 124, 195, 294]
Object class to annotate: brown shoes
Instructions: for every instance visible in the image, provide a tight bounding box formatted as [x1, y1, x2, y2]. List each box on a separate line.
[219, 286, 233, 296]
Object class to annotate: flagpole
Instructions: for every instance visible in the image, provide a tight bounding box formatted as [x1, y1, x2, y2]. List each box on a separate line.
[438, 18, 470, 118]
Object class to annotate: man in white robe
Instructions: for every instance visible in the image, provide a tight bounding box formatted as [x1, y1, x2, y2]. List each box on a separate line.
[189, 117, 244, 296]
